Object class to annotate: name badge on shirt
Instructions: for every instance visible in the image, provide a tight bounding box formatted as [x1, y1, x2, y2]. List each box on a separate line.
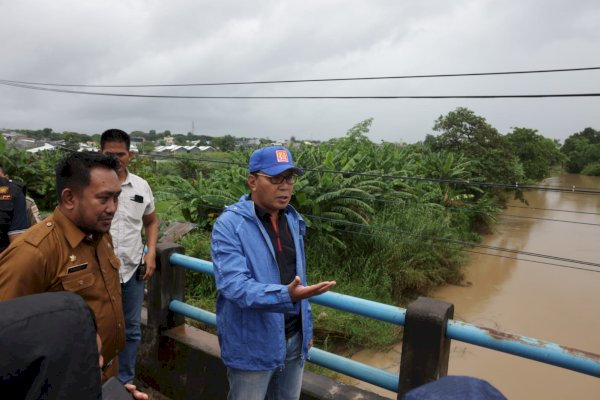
[0, 186, 12, 201]
[131, 194, 143, 203]
[67, 263, 88, 274]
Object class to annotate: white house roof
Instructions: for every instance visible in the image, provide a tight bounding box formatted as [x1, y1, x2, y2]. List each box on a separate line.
[26, 143, 56, 153]
[154, 144, 215, 153]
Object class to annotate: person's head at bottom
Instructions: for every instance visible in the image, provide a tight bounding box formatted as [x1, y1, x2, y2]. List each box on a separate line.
[403, 376, 507, 400]
[0, 292, 102, 399]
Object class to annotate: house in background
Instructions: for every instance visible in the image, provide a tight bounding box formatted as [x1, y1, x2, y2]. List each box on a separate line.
[26, 143, 56, 153]
[154, 145, 216, 154]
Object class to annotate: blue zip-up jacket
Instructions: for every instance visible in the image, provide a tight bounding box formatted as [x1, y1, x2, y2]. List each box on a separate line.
[211, 195, 313, 370]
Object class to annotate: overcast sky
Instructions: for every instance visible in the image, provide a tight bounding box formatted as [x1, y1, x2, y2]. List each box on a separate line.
[1, 1, 599, 144]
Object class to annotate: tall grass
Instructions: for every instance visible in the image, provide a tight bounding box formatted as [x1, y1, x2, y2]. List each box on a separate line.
[304, 203, 469, 350]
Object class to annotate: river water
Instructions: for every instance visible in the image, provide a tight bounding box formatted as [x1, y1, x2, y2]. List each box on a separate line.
[348, 173, 600, 399]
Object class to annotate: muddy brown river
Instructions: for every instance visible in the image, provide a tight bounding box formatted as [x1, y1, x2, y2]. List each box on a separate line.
[347, 173, 600, 399]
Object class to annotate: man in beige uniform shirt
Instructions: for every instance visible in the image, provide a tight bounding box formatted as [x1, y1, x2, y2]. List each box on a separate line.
[0, 152, 147, 399]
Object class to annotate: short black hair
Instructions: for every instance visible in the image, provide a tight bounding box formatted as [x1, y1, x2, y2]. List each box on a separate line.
[55, 152, 119, 203]
[100, 129, 130, 151]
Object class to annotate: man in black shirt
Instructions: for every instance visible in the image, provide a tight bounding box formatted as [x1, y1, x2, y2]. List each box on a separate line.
[0, 164, 28, 253]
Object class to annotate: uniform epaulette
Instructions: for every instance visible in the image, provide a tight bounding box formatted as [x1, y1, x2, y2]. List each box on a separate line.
[7, 179, 26, 197]
[24, 219, 55, 247]
[9, 179, 25, 190]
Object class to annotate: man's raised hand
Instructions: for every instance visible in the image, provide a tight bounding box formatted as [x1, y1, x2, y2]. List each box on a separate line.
[288, 276, 336, 302]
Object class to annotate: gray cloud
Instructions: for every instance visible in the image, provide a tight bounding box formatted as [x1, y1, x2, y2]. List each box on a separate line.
[1, 0, 599, 143]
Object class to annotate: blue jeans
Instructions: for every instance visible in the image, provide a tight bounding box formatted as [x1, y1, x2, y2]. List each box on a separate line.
[118, 275, 145, 384]
[226, 331, 304, 400]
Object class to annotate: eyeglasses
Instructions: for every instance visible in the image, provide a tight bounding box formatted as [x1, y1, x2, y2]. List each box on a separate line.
[255, 172, 298, 185]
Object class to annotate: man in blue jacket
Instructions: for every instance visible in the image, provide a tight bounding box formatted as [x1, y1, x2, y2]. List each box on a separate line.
[211, 145, 336, 400]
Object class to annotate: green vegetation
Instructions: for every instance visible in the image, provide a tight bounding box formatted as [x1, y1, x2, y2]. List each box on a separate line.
[2, 107, 594, 352]
[154, 111, 559, 350]
[505, 128, 565, 181]
[561, 127, 600, 175]
[0, 145, 65, 210]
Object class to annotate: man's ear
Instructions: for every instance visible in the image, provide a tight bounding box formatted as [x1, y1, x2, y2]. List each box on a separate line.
[60, 188, 77, 210]
[128, 151, 134, 160]
[247, 175, 257, 191]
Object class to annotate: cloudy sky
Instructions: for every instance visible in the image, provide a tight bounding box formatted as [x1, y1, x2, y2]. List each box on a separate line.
[1, 1, 599, 144]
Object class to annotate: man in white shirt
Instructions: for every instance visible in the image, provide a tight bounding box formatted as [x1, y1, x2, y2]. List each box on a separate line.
[101, 129, 158, 385]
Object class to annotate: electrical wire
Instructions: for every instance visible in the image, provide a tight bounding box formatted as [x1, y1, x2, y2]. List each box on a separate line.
[307, 226, 594, 271]
[2, 66, 600, 87]
[319, 228, 600, 273]
[1, 80, 600, 99]
[159, 190, 600, 272]
[25, 149, 600, 232]
[142, 152, 600, 195]
[505, 203, 600, 216]
[335, 195, 600, 227]
[462, 249, 599, 273]
[305, 214, 600, 269]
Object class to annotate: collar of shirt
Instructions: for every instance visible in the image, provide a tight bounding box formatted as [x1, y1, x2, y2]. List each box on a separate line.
[254, 203, 286, 222]
[53, 207, 100, 248]
[121, 168, 133, 187]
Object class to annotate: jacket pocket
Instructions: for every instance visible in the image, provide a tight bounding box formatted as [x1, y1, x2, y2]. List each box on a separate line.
[61, 272, 95, 292]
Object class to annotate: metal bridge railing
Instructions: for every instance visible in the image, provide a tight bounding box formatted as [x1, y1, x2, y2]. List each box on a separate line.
[167, 251, 600, 396]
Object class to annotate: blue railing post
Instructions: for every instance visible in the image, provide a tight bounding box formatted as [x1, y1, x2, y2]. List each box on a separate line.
[398, 297, 454, 397]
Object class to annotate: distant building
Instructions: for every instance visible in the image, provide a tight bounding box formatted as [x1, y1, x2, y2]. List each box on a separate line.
[27, 143, 56, 153]
[198, 146, 216, 152]
[185, 146, 201, 153]
[235, 138, 261, 148]
[153, 145, 216, 154]
[1, 132, 19, 142]
[14, 138, 37, 150]
[78, 142, 98, 152]
[268, 139, 287, 147]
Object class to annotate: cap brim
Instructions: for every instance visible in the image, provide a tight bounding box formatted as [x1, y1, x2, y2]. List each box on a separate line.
[261, 165, 304, 176]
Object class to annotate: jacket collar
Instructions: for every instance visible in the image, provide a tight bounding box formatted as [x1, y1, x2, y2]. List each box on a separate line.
[228, 194, 301, 223]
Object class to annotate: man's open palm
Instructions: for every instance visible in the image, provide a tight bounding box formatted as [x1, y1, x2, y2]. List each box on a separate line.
[288, 276, 336, 302]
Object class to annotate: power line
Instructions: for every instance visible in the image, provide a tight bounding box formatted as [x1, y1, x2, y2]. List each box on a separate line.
[462, 249, 599, 273]
[306, 214, 600, 270]
[323, 228, 600, 273]
[2, 80, 600, 100]
[163, 194, 600, 272]
[481, 212, 600, 227]
[336, 195, 600, 227]
[152, 155, 600, 226]
[2, 66, 600, 87]
[142, 153, 600, 195]
[505, 203, 600, 216]
[302, 169, 600, 194]
[308, 226, 599, 272]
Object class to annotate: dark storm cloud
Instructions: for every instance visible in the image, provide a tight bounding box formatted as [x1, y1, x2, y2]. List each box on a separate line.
[1, 0, 599, 142]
